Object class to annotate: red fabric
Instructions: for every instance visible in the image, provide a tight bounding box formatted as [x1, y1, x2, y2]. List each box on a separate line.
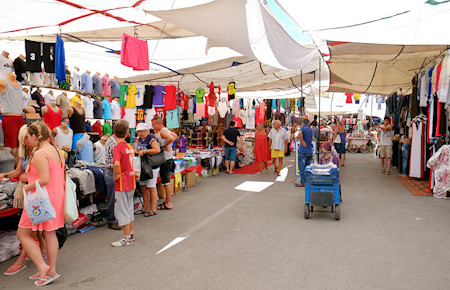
[113, 142, 136, 191]
[92, 122, 103, 137]
[2, 115, 25, 148]
[182, 92, 189, 110]
[120, 33, 149, 71]
[256, 102, 265, 124]
[254, 134, 271, 162]
[155, 107, 165, 125]
[42, 105, 62, 130]
[233, 116, 243, 128]
[0, 208, 19, 217]
[164, 85, 177, 110]
[345, 93, 353, 103]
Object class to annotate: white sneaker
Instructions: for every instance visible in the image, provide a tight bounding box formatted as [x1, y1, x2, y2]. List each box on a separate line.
[130, 234, 135, 242]
[111, 237, 133, 247]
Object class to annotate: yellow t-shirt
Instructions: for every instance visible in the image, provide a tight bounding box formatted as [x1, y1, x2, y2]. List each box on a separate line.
[70, 95, 83, 107]
[353, 94, 361, 101]
[125, 84, 137, 108]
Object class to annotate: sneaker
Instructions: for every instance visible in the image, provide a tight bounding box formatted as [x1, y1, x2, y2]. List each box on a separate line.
[108, 223, 122, 230]
[111, 237, 133, 247]
[130, 234, 135, 242]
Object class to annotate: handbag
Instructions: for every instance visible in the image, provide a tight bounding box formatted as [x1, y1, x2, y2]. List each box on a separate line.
[146, 140, 166, 168]
[289, 139, 295, 151]
[64, 176, 79, 222]
[23, 181, 57, 225]
[334, 133, 342, 144]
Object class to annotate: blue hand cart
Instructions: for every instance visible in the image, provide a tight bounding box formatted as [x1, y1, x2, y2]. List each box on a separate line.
[304, 162, 341, 220]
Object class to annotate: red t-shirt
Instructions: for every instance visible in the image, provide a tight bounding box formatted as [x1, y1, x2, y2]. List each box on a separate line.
[113, 142, 136, 191]
[155, 107, 166, 125]
[92, 122, 103, 137]
[164, 85, 177, 111]
[345, 93, 353, 103]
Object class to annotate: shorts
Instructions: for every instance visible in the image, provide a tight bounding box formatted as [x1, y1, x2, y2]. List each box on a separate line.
[271, 149, 285, 158]
[139, 167, 160, 188]
[114, 190, 135, 227]
[2, 115, 25, 148]
[225, 147, 237, 162]
[160, 158, 175, 185]
[334, 143, 346, 154]
[379, 145, 393, 158]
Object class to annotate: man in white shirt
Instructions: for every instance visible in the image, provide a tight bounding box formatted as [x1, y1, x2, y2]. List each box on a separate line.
[268, 120, 289, 176]
[378, 117, 394, 175]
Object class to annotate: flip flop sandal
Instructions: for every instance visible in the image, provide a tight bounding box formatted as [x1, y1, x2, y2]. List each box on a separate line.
[3, 265, 27, 276]
[134, 209, 145, 215]
[34, 274, 60, 286]
[387, 171, 391, 175]
[158, 202, 172, 210]
[143, 210, 157, 217]
[381, 169, 385, 173]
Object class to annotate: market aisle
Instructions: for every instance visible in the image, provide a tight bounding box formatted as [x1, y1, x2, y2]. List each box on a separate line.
[2, 153, 450, 289]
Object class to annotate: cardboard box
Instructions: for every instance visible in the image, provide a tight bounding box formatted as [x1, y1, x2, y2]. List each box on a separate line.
[185, 171, 196, 188]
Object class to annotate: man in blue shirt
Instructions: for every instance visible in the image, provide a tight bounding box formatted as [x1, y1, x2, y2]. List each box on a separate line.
[296, 119, 313, 187]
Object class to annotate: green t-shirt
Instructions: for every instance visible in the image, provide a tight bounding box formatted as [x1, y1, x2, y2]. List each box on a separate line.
[103, 122, 113, 136]
[119, 85, 128, 107]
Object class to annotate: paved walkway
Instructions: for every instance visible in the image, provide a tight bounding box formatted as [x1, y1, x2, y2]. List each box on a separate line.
[1, 153, 450, 289]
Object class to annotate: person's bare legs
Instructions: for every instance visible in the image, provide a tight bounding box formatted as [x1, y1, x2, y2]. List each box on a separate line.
[42, 231, 58, 277]
[381, 156, 385, 172]
[36, 232, 47, 257]
[225, 160, 230, 173]
[17, 228, 50, 281]
[341, 153, 345, 166]
[386, 157, 392, 174]
[277, 157, 283, 175]
[9, 249, 27, 269]
[229, 161, 236, 174]
[149, 187, 158, 212]
[163, 184, 173, 208]
[272, 157, 278, 173]
[140, 185, 150, 212]
[258, 162, 263, 174]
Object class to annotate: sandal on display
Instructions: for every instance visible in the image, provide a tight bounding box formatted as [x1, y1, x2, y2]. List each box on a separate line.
[157, 202, 172, 210]
[3, 265, 27, 276]
[34, 274, 60, 286]
[143, 210, 157, 217]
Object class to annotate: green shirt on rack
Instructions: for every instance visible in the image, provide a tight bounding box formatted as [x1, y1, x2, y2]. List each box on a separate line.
[119, 85, 128, 107]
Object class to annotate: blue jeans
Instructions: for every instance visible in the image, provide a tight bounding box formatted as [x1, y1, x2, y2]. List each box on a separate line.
[401, 144, 411, 175]
[104, 169, 117, 224]
[298, 153, 313, 184]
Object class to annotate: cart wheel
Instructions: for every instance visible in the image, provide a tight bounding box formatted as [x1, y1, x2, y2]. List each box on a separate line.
[359, 144, 369, 153]
[348, 144, 358, 153]
[304, 204, 310, 219]
[335, 204, 340, 220]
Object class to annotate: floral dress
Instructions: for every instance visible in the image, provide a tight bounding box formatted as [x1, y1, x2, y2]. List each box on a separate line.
[426, 145, 450, 199]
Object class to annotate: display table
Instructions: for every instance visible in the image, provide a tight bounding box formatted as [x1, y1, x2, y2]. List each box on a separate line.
[347, 136, 374, 153]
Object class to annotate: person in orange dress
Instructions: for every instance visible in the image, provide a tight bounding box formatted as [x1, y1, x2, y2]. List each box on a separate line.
[16, 121, 65, 286]
[254, 123, 271, 174]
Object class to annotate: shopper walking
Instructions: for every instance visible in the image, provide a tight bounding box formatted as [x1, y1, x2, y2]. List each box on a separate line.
[268, 120, 288, 176]
[222, 121, 244, 175]
[254, 123, 271, 174]
[152, 116, 177, 210]
[333, 120, 347, 166]
[17, 121, 65, 286]
[378, 117, 394, 175]
[134, 123, 161, 217]
[295, 119, 313, 186]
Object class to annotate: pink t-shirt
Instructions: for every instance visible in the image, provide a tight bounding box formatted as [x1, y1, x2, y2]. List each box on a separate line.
[102, 76, 111, 96]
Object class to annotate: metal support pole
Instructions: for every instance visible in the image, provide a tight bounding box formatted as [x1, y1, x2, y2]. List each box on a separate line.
[318, 58, 321, 128]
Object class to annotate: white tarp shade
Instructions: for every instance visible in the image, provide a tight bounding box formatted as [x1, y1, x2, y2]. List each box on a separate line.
[277, 0, 450, 45]
[327, 41, 449, 95]
[121, 56, 317, 92]
[147, 0, 319, 71]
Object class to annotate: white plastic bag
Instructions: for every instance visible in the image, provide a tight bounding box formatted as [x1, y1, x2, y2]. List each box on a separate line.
[64, 177, 79, 222]
[23, 181, 56, 225]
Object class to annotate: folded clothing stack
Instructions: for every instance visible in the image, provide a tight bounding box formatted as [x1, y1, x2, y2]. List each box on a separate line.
[0, 231, 21, 262]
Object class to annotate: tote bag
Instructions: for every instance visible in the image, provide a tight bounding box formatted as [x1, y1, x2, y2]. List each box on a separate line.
[23, 181, 56, 225]
[334, 133, 342, 144]
[64, 176, 79, 222]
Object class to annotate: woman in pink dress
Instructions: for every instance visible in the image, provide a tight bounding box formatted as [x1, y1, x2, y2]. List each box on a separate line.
[254, 123, 271, 174]
[17, 121, 65, 286]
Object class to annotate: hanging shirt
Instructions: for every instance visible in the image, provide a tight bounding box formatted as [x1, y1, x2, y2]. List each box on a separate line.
[119, 85, 128, 107]
[164, 85, 177, 111]
[102, 99, 112, 120]
[71, 70, 81, 91]
[438, 54, 450, 105]
[55, 35, 66, 83]
[125, 84, 137, 108]
[154, 107, 165, 124]
[83, 96, 94, 119]
[145, 108, 156, 127]
[92, 74, 102, 95]
[136, 107, 145, 124]
[110, 78, 120, 97]
[81, 73, 93, 94]
[195, 88, 205, 102]
[101, 76, 111, 96]
[228, 82, 236, 100]
[354, 93, 361, 104]
[152, 85, 165, 107]
[345, 93, 353, 103]
[218, 99, 229, 118]
[143, 85, 154, 109]
[124, 108, 137, 128]
[135, 84, 145, 107]
[111, 99, 121, 120]
[166, 108, 179, 129]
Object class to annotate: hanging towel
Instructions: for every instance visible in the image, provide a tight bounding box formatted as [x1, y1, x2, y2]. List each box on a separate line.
[120, 33, 149, 71]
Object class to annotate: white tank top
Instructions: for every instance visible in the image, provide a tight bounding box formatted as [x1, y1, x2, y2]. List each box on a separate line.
[54, 126, 74, 149]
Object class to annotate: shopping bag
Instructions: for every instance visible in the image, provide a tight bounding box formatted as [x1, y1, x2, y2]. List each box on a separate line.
[334, 133, 342, 144]
[64, 177, 79, 222]
[23, 181, 56, 225]
[289, 139, 295, 151]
